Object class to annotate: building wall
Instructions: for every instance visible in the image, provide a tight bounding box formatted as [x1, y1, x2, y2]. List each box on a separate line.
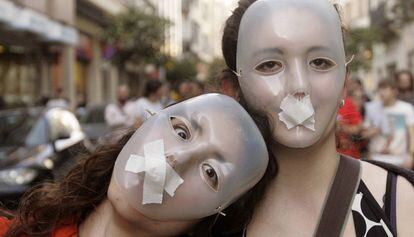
[341, 0, 414, 91]
[369, 0, 414, 90]
[153, 0, 183, 57]
[15, 0, 48, 13]
[15, 0, 75, 25]
[0, 0, 124, 108]
[182, 0, 235, 62]
[0, 0, 79, 107]
[48, 0, 76, 25]
[372, 22, 414, 80]
[75, 0, 126, 106]
[341, 0, 375, 92]
[342, 0, 370, 28]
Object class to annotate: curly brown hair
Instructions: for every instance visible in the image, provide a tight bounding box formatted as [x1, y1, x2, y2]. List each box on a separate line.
[4, 129, 135, 237]
[4, 118, 277, 237]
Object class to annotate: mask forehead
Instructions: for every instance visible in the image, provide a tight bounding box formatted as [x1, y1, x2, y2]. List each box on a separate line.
[234, 0, 347, 148]
[237, 0, 345, 70]
[164, 95, 252, 163]
[112, 94, 268, 221]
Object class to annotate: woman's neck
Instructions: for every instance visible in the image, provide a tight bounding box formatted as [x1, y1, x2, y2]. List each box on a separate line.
[271, 130, 339, 195]
[79, 200, 136, 237]
[79, 200, 181, 237]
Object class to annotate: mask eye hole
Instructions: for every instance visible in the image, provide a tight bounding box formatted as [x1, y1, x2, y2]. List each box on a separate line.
[200, 163, 219, 191]
[170, 117, 191, 141]
[309, 58, 337, 71]
[254, 60, 284, 75]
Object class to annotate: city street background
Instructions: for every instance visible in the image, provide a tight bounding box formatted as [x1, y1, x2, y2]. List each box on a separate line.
[0, 0, 414, 208]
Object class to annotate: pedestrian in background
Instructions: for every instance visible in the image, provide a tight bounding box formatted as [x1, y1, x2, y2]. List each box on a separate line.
[395, 70, 414, 105]
[159, 82, 175, 107]
[189, 80, 205, 98]
[218, 68, 240, 101]
[337, 92, 363, 159]
[104, 85, 135, 130]
[176, 80, 192, 102]
[0, 96, 5, 110]
[363, 79, 414, 169]
[133, 80, 163, 123]
[46, 88, 69, 109]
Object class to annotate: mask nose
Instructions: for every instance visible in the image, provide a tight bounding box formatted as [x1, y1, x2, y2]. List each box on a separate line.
[287, 58, 310, 98]
[165, 142, 210, 170]
[293, 91, 307, 101]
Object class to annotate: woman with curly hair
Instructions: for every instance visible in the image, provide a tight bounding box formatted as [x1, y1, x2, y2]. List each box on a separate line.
[0, 94, 276, 237]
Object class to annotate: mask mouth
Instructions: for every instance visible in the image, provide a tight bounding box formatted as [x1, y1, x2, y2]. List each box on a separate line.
[124, 139, 184, 205]
[278, 94, 315, 131]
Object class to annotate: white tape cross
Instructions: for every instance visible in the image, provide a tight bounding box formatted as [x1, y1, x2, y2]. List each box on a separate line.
[278, 94, 315, 131]
[124, 140, 184, 204]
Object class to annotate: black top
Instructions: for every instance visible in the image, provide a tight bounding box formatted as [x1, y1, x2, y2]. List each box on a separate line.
[352, 176, 396, 237]
[216, 161, 413, 237]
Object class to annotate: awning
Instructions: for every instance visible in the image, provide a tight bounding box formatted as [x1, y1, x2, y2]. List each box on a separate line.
[0, 0, 78, 46]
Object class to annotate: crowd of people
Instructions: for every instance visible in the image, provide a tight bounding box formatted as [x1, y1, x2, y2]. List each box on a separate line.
[104, 79, 207, 131]
[337, 71, 414, 170]
[108, 68, 414, 172]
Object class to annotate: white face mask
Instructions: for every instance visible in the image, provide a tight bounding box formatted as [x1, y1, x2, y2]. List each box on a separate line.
[111, 94, 269, 221]
[236, 0, 346, 148]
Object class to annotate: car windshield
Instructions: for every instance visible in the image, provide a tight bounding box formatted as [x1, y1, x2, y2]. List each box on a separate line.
[0, 110, 45, 147]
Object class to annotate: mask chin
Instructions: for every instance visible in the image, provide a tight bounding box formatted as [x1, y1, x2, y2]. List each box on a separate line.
[274, 106, 338, 149]
[274, 127, 320, 149]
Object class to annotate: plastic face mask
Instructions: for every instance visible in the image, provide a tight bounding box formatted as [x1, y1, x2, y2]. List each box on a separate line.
[112, 94, 268, 221]
[236, 0, 346, 148]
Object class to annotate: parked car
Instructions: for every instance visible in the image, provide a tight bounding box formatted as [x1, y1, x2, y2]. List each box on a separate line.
[0, 107, 91, 208]
[78, 105, 111, 146]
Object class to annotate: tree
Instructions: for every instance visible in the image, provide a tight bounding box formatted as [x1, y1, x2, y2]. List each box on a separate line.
[344, 27, 382, 72]
[165, 57, 198, 85]
[206, 58, 226, 85]
[104, 7, 170, 69]
[392, 0, 414, 27]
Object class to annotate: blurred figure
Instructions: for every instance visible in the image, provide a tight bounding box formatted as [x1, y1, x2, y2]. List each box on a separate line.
[363, 79, 414, 169]
[189, 80, 205, 98]
[38, 95, 50, 106]
[337, 78, 363, 159]
[218, 68, 240, 100]
[134, 80, 163, 122]
[104, 85, 135, 129]
[47, 88, 69, 109]
[76, 93, 87, 118]
[176, 80, 192, 102]
[0, 96, 5, 110]
[160, 82, 175, 107]
[347, 77, 362, 92]
[395, 70, 414, 105]
[348, 77, 371, 116]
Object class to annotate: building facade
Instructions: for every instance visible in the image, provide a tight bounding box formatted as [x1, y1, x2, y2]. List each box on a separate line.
[342, 0, 414, 90]
[370, 0, 414, 83]
[0, 0, 125, 109]
[182, 0, 235, 63]
[0, 0, 77, 107]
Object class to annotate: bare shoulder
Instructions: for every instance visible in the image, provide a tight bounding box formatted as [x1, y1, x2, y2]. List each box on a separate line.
[361, 161, 414, 236]
[360, 161, 388, 205]
[396, 174, 414, 237]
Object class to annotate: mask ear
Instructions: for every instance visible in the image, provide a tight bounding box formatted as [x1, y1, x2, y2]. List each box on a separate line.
[341, 72, 349, 103]
[146, 109, 156, 117]
[219, 70, 242, 102]
[345, 55, 355, 67]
